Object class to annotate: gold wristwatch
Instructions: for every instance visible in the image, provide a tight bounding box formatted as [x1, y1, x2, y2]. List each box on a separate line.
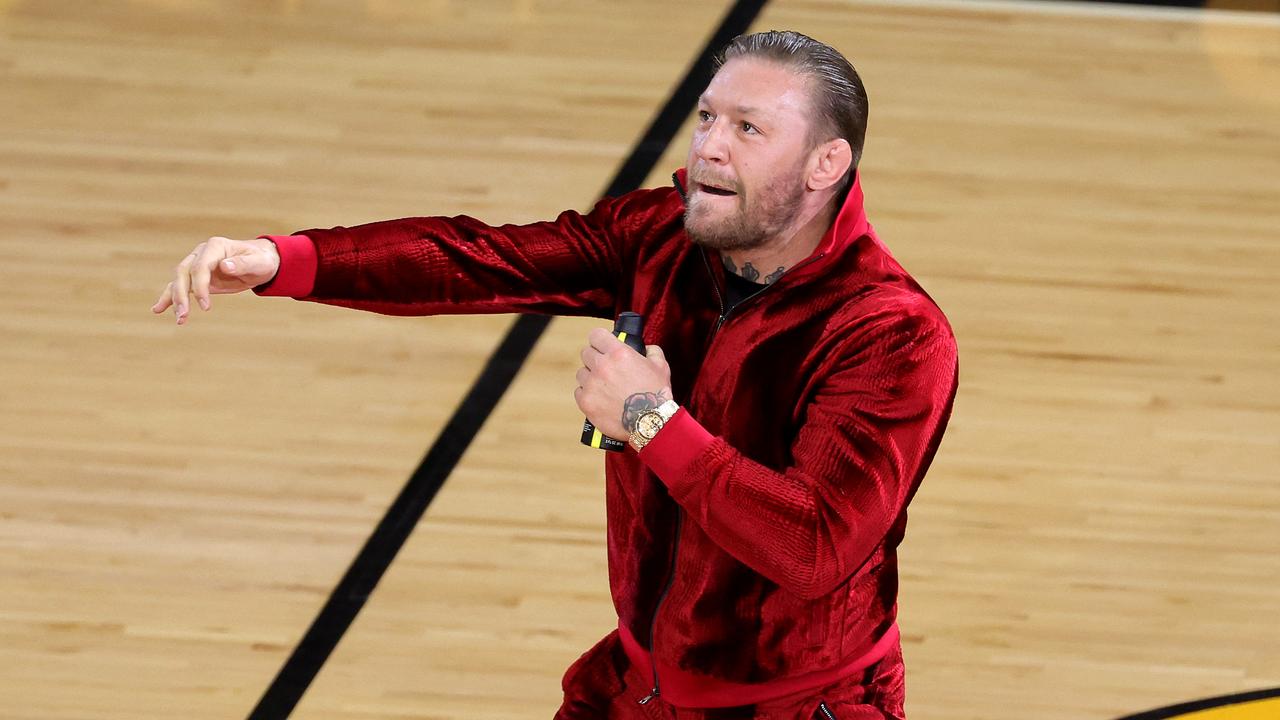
[628, 400, 680, 452]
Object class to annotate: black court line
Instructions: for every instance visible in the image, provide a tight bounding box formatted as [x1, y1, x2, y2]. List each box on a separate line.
[246, 1, 768, 718]
[1114, 686, 1280, 720]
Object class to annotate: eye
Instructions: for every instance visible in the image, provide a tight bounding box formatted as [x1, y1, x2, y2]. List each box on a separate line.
[740, 121, 758, 134]
[698, 110, 713, 122]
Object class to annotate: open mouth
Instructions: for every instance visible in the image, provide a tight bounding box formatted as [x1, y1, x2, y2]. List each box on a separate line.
[697, 183, 737, 197]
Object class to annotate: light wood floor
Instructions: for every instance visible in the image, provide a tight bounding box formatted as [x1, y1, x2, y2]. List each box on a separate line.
[1, 1, 1277, 719]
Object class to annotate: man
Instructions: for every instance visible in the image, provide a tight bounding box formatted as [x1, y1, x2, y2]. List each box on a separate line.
[154, 31, 957, 720]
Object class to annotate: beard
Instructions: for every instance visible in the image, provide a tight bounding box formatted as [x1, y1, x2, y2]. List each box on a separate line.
[683, 165, 807, 252]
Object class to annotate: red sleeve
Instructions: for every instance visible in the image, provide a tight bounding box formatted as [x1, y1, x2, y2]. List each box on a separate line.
[639, 305, 958, 600]
[252, 188, 676, 318]
[253, 234, 317, 298]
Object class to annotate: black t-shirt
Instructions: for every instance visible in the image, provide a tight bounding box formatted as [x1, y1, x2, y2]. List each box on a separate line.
[721, 269, 768, 315]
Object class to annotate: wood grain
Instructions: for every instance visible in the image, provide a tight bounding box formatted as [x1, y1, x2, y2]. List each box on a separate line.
[0, 1, 1276, 719]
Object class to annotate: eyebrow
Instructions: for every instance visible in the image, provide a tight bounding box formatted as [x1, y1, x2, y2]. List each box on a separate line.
[698, 95, 770, 118]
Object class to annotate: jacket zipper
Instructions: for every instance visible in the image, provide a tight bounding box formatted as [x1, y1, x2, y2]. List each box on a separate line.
[639, 248, 825, 705]
[701, 248, 729, 334]
[639, 183, 827, 705]
[637, 252, 738, 706]
[637, 507, 683, 705]
[818, 701, 838, 720]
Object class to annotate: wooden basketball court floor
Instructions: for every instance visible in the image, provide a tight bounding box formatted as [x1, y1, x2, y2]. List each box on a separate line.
[1, 1, 1277, 718]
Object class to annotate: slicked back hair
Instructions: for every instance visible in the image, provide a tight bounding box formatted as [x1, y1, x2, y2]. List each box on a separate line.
[715, 30, 869, 176]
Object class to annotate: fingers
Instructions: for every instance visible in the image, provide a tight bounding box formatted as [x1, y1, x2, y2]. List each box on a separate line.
[170, 248, 199, 324]
[192, 236, 244, 310]
[577, 330, 618, 395]
[645, 344, 668, 369]
[218, 255, 244, 281]
[189, 240, 218, 312]
[162, 237, 233, 325]
[580, 343, 602, 371]
[152, 282, 174, 313]
[587, 327, 624, 354]
[582, 331, 670, 374]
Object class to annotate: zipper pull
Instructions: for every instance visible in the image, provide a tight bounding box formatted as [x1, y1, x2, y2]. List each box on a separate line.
[638, 687, 660, 705]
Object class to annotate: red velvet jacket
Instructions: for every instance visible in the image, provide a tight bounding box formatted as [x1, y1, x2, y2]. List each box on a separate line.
[257, 169, 958, 708]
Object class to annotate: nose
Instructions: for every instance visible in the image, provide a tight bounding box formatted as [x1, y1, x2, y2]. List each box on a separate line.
[694, 118, 730, 165]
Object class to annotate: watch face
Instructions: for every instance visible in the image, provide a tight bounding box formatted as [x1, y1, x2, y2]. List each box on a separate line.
[637, 411, 664, 439]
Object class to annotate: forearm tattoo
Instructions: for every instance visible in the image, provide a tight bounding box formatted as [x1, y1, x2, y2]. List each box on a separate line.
[622, 390, 670, 434]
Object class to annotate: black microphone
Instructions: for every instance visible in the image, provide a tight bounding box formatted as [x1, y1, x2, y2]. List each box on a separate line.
[581, 312, 645, 452]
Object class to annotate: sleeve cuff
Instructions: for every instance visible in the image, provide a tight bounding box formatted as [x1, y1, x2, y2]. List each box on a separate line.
[637, 408, 715, 490]
[253, 234, 317, 298]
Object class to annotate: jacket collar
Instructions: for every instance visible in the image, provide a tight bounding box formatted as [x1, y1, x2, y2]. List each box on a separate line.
[672, 167, 871, 282]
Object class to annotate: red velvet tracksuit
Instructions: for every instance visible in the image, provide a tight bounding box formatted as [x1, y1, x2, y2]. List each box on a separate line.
[256, 169, 959, 719]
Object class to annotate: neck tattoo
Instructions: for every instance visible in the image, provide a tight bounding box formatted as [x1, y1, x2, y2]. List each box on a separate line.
[722, 255, 786, 285]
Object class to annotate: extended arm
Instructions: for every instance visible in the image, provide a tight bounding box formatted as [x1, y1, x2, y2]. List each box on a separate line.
[154, 188, 677, 323]
[258, 205, 624, 318]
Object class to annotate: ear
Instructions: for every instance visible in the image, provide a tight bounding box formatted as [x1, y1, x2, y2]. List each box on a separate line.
[806, 138, 853, 192]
